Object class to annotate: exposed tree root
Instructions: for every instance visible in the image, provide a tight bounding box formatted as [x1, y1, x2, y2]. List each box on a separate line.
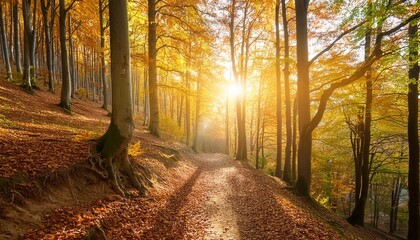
[91, 143, 148, 197]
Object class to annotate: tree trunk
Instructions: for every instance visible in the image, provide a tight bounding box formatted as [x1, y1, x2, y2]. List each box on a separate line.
[295, 0, 311, 196]
[13, 1, 22, 75]
[40, 0, 55, 93]
[407, 22, 419, 240]
[390, 177, 402, 233]
[282, 0, 292, 183]
[255, 75, 263, 169]
[96, 0, 146, 197]
[148, 0, 160, 137]
[99, 0, 108, 110]
[68, 13, 76, 98]
[348, 14, 373, 226]
[22, 0, 32, 90]
[29, 0, 37, 84]
[192, 68, 201, 152]
[292, 98, 297, 182]
[275, 0, 282, 178]
[0, 4, 13, 80]
[59, 0, 71, 110]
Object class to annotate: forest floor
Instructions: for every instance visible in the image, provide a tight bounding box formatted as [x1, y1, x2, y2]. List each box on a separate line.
[0, 78, 394, 239]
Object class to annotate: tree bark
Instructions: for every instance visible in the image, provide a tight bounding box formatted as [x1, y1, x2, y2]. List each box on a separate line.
[348, 7, 372, 225]
[99, 0, 108, 110]
[148, 0, 160, 137]
[275, 0, 282, 178]
[281, 0, 292, 183]
[407, 22, 419, 240]
[22, 0, 32, 90]
[59, 0, 71, 110]
[0, 4, 13, 80]
[294, 0, 311, 196]
[40, 0, 55, 93]
[96, 0, 146, 197]
[13, 1, 22, 75]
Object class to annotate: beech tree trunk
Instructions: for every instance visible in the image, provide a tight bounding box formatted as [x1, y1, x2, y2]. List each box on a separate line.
[295, 0, 311, 196]
[281, 0, 292, 183]
[348, 9, 372, 226]
[0, 4, 12, 80]
[407, 22, 419, 240]
[13, 1, 22, 75]
[148, 0, 160, 137]
[40, 0, 55, 93]
[59, 0, 71, 110]
[275, 0, 282, 178]
[99, 0, 108, 110]
[96, 0, 146, 197]
[22, 0, 32, 90]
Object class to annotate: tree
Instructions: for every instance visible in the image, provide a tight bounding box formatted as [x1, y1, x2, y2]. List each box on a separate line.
[148, 0, 160, 137]
[99, 0, 109, 111]
[407, 21, 419, 240]
[0, 3, 13, 80]
[274, 0, 282, 178]
[294, 0, 311, 195]
[95, 0, 146, 197]
[13, 0, 22, 75]
[347, 2, 373, 226]
[40, 0, 56, 93]
[58, 0, 75, 110]
[22, 0, 37, 91]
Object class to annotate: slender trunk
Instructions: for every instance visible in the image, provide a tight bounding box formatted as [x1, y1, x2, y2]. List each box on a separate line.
[148, 0, 160, 137]
[68, 13, 76, 98]
[29, 0, 37, 83]
[192, 68, 201, 152]
[275, 0, 282, 177]
[99, 0, 108, 110]
[0, 4, 13, 80]
[40, 0, 54, 92]
[295, 0, 311, 196]
[348, 14, 372, 226]
[255, 75, 263, 169]
[407, 22, 419, 240]
[13, 2, 22, 74]
[292, 98, 297, 182]
[390, 177, 401, 233]
[282, 0, 292, 183]
[22, 0, 32, 89]
[59, 0, 71, 110]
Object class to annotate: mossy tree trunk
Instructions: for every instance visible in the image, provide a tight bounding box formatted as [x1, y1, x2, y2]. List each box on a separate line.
[95, 0, 146, 197]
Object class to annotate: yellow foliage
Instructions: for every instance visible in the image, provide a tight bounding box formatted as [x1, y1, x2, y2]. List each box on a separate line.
[129, 141, 144, 157]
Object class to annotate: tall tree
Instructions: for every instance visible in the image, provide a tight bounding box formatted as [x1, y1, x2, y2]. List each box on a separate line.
[96, 0, 146, 197]
[58, 0, 75, 110]
[407, 21, 419, 240]
[274, 0, 282, 178]
[281, 0, 292, 183]
[13, 1, 22, 75]
[22, 0, 37, 91]
[99, 0, 109, 111]
[40, 0, 56, 93]
[0, 3, 13, 80]
[294, 0, 311, 195]
[148, 0, 160, 137]
[347, 7, 373, 225]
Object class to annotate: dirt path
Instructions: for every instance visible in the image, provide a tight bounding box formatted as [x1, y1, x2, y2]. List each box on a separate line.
[185, 153, 345, 240]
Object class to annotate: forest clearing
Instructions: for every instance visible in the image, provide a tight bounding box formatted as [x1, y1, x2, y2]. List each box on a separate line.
[0, 0, 419, 239]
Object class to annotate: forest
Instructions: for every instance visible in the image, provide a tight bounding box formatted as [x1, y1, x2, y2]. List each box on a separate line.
[0, 0, 419, 239]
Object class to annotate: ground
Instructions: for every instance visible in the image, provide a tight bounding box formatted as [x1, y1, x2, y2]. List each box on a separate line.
[0, 79, 391, 239]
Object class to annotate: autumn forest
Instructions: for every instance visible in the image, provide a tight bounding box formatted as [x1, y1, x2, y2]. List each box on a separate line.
[0, 0, 419, 239]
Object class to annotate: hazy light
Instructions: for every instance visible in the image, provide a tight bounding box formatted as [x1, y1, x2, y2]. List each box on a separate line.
[228, 83, 241, 97]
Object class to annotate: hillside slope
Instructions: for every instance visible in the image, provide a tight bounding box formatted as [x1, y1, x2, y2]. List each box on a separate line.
[0, 80, 389, 239]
